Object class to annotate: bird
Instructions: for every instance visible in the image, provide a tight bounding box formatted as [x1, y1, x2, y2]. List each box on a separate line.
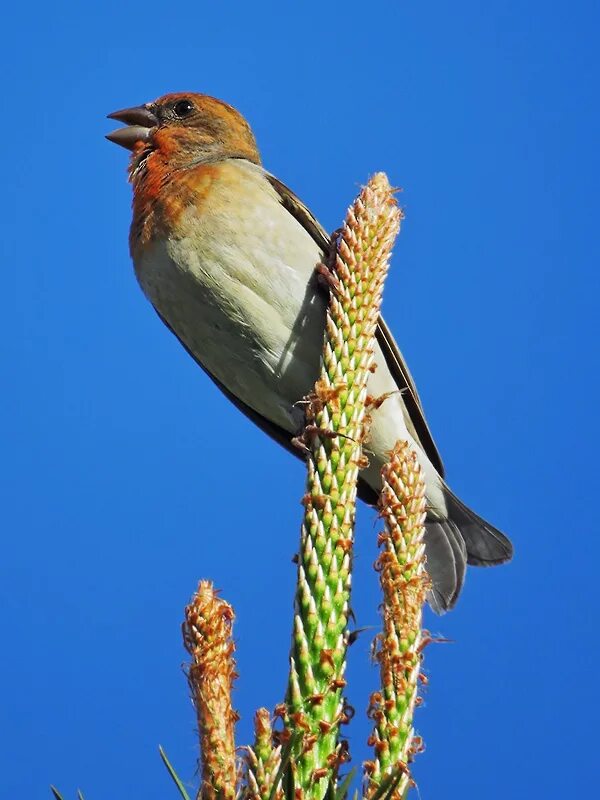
[106, 91, 513, 612]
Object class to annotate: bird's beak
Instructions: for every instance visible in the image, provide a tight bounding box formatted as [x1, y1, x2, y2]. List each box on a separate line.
[106, 105, 158, 150]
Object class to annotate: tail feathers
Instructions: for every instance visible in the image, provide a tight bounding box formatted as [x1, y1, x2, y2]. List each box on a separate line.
[357, 474, 513, 614]
[443, 483, 514, 566]
[425, 487, 513, 613]
[424, 518, 467, 613]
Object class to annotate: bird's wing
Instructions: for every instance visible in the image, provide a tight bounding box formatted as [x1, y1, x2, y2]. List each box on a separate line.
[158, 305, 381, 504]
[266, 173, 445, 477]
[155, 310, 302, 457]
[374, 315, 445, 476]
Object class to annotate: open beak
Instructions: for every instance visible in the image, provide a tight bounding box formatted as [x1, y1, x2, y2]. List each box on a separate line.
[106, 105, 158, 150]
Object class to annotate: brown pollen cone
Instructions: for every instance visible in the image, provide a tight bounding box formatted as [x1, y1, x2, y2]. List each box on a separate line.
[183, 580, 239, 800]
[365, 442, 430, 799]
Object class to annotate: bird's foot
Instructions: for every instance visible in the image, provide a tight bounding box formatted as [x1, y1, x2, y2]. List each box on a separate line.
[315, 260, 342, 296]
[303, 423, 356, 445]
[291, 434, 311, 455]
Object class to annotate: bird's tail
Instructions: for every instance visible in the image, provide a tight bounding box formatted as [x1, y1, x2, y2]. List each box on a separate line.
[425, 483, 513, 613]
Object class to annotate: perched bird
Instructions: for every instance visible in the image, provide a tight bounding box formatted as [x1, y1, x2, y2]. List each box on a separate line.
[107, 92, 512, 611]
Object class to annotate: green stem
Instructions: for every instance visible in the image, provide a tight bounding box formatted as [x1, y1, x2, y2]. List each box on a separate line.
[285, 174, 402, 800]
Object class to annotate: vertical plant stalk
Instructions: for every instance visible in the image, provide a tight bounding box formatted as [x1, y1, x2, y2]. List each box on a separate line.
[243, 708, 284, 800]
[183, 580, 239, 800]
[286, 173, 402, 799]
[364, 442, 430, 799]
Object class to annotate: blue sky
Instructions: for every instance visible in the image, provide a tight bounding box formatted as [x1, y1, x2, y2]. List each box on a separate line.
[2, 1, 599, 797]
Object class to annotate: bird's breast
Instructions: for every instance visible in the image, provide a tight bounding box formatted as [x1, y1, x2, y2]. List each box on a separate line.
[132, 159, 326, 429]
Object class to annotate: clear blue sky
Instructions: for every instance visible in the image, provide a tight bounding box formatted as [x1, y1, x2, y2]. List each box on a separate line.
[2, 2, 598, 798]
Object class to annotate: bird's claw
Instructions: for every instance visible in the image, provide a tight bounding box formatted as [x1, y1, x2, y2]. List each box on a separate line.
[315, 261, 342, 296]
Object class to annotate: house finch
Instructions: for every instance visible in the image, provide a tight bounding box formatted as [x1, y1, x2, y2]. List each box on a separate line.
[107, 92, 512, 611]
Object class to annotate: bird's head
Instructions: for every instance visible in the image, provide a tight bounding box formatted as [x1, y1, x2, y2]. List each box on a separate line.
[106, 92, 260, 175]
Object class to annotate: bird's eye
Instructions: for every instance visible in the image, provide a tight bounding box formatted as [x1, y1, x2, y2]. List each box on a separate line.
[173, 99, 194, 118]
